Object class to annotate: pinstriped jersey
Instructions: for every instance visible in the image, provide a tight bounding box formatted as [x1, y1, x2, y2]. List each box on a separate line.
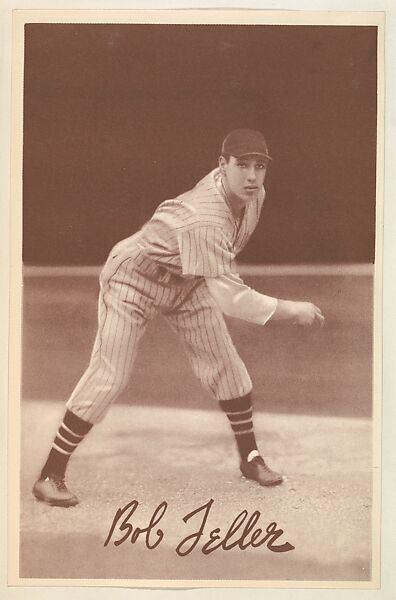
[114, 168, 265, 279]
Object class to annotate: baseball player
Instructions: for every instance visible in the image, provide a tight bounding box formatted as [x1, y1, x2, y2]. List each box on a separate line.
[33, 129, 324, 507]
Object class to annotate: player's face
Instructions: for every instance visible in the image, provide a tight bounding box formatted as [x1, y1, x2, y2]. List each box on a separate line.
[219, 155, 269, 209]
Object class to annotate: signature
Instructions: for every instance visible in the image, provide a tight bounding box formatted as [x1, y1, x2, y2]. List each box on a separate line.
[104, 498, 295, 555]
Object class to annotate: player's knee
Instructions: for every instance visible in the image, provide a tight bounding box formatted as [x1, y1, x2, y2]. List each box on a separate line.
[199, 367, 252, 401]
[96, 360, 132, 393]
[103, 374, 130, 396]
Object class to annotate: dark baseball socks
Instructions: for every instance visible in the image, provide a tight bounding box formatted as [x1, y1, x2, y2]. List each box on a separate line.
[40, 409, 93, 479]
[219, 393, 260, 463]
[40, 396, 258, 479]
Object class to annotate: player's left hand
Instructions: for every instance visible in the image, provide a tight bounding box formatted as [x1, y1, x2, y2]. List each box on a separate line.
[311, 304, 325, 328]
[292, 301, 325, 328]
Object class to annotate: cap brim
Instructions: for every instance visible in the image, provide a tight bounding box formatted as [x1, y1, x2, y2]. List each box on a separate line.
[235, 152, 272, 160]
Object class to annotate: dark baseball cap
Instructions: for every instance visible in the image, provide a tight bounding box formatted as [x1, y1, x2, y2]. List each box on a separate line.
[221, 129, 272, 160]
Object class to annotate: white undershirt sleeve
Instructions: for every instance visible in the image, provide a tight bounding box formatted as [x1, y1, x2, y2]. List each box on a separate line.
[205, 272, 278, 326]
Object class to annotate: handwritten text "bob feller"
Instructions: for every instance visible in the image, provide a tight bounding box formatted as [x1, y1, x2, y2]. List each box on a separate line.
[104, 498, 295, 556]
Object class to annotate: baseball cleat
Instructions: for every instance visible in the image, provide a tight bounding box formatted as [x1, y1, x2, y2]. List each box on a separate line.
[32, 474, 79, 507]
[240, 455, 283, 486]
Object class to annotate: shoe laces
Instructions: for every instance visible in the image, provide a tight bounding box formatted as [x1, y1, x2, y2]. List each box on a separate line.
[46, 474, 67, 491]
[250, 455, 271, 470]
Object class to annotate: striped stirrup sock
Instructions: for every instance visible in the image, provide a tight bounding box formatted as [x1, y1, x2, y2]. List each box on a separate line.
[40, 410, 93, 479]
[219, 394, 258, 462]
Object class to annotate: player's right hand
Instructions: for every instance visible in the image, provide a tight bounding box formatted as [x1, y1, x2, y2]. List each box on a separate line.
[292, 301, 325, 327]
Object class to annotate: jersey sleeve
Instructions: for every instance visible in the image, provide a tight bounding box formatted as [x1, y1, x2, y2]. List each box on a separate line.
[205, 272, 278, 325]
[177, 226, 235, 277]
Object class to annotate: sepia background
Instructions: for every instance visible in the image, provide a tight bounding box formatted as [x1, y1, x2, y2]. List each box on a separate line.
[20, 22, 377, 583]
[23, 24, 377, 265]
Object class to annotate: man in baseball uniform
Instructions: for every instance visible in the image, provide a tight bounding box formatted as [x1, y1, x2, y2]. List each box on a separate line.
[33, 129, 324, 507]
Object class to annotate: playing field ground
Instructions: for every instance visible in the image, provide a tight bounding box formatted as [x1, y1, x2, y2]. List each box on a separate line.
[16, 271, 376, 585]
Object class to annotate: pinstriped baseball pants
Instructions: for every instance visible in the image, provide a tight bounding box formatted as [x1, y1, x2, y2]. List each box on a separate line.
[66, 246, 253, 424]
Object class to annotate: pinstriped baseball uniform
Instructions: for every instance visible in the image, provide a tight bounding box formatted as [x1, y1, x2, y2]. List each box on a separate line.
[34, 130, 288, 505]
[66, 168, 273, 424]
